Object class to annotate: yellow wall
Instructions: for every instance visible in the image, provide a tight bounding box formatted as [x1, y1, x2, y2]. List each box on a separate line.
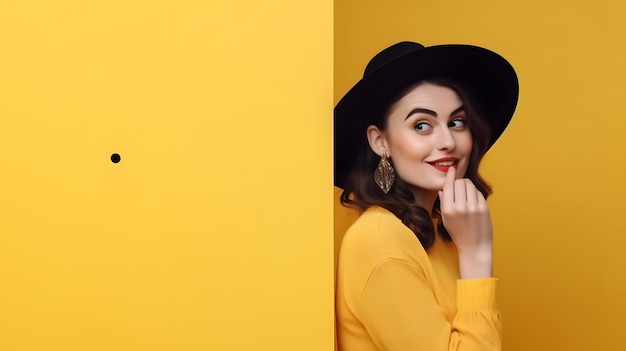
[335, 1, 626, 350]
[0, 1, 332, 350]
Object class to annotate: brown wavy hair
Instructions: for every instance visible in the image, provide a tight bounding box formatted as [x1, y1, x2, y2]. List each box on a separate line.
[340, 77, 493, 250]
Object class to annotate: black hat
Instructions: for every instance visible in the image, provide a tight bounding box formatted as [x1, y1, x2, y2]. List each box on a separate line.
[334, 41, 519, 189]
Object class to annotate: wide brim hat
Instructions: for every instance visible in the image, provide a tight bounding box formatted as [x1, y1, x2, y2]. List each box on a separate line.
[334, 41, 519, 189]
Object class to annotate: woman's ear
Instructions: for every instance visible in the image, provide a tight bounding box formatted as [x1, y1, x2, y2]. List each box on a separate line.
[366, 125, 388, 157]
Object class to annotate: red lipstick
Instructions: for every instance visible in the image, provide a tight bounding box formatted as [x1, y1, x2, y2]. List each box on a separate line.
[427, 157, 459, 172]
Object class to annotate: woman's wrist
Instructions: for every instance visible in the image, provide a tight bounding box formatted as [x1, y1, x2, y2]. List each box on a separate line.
[458, 247, 493, 279]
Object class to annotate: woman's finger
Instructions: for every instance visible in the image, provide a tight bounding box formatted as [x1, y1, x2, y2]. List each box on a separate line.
[454, 178, 467, 205]
[441, 166, 456, 206]
[465, 179, 478, 209]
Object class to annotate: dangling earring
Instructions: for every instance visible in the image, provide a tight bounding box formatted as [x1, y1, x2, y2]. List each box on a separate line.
[374, 153, 395, 194]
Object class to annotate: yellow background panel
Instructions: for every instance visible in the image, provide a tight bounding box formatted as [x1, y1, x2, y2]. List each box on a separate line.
[0, 1, 332, 350]
[335, 1, 626, 350]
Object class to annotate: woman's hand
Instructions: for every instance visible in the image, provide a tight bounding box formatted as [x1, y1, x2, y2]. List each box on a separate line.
[438, 166, 493, 279]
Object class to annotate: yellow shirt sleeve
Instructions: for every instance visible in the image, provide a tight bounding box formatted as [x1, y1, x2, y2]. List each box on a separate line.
[336, 207, 501, 351]
[358, 259, 501, 351]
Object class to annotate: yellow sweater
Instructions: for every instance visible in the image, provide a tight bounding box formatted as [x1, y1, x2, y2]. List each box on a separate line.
[335, 206, 501, 351]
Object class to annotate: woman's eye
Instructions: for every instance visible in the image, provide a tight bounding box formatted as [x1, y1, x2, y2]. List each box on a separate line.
[449, 118, 466, 129]
[415, 121, 432, 132]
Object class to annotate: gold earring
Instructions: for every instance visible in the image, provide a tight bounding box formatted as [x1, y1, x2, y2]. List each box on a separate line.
[374, 153, 395, 194]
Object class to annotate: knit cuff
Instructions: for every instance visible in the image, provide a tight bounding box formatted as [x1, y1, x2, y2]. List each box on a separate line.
[456, 278, 498, 311]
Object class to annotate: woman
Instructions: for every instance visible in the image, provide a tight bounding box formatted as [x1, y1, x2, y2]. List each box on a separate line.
[334, 41, 519, 351]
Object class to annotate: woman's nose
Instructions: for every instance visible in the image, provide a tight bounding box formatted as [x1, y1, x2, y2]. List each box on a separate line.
[436, 127, 456, 151]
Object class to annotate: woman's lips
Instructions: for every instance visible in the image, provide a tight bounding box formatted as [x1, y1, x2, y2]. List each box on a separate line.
[427, 158, 459, 172]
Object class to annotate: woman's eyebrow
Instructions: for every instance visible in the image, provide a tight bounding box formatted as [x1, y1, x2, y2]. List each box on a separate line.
[449, 105, 465, 117]
[405, 108, 436, 120]
[405, 105, 465, 120]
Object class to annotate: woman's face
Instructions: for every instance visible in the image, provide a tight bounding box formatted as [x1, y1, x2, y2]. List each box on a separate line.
[381, 82, 472, 195]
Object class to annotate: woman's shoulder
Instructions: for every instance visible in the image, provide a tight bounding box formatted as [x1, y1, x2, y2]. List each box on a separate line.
[346, 206, 404, 234]
[340, 206, 427, 265]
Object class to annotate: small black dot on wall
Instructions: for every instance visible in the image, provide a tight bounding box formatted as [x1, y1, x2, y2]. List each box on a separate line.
[111, 153, 121, 163]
